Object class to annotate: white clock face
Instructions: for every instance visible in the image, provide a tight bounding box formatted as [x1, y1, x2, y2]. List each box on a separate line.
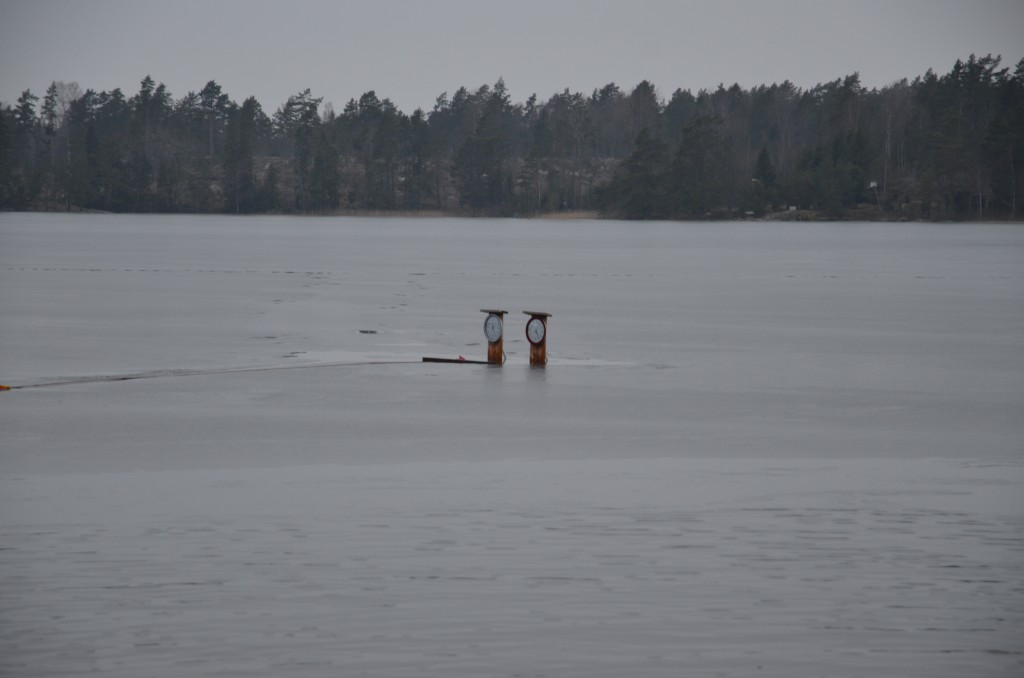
[484, 314, 503, 343]
[526, 317, 546, 345]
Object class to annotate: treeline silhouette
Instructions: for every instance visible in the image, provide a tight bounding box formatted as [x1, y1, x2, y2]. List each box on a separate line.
[2, 54, 1021, 220]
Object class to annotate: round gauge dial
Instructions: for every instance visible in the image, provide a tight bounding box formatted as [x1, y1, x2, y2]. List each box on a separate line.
[483, 313, 503, 343]
[525, 317, 546, 345]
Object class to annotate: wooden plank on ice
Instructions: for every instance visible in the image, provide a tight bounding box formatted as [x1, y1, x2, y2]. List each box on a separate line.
[422, 357, 494, 365]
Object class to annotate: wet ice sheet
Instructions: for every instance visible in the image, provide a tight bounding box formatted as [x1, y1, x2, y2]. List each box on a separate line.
[2, 214, 1023, 676]
[2, 458, 1022, 678]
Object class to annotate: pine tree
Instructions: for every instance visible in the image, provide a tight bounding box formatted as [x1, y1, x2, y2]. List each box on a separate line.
[597, 128, 669, 219]
[668, 115, 727, 217]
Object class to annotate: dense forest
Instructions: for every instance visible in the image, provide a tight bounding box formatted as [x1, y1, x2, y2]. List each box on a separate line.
[1, 54, 1022, 220]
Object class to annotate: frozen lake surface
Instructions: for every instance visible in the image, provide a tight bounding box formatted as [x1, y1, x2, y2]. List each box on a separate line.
[1, 214, 1022, 677]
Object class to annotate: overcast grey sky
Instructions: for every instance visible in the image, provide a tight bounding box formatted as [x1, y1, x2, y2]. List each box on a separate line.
[2, 0, 1022, 113]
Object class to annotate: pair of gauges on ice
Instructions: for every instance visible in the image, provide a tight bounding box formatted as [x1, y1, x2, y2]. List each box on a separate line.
[483, 312, 545, 345]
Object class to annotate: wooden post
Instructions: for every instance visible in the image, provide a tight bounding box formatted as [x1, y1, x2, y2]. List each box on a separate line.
[481, 309, 507, 365]
[523, 311, 551, 367]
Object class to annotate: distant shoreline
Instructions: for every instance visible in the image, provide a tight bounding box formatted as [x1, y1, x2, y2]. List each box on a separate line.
[3, 207, 1022, 224]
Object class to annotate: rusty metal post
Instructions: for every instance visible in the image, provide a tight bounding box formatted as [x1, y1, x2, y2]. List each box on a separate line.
[481, 309, 507, 365]
[523, 311, 551, 367]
